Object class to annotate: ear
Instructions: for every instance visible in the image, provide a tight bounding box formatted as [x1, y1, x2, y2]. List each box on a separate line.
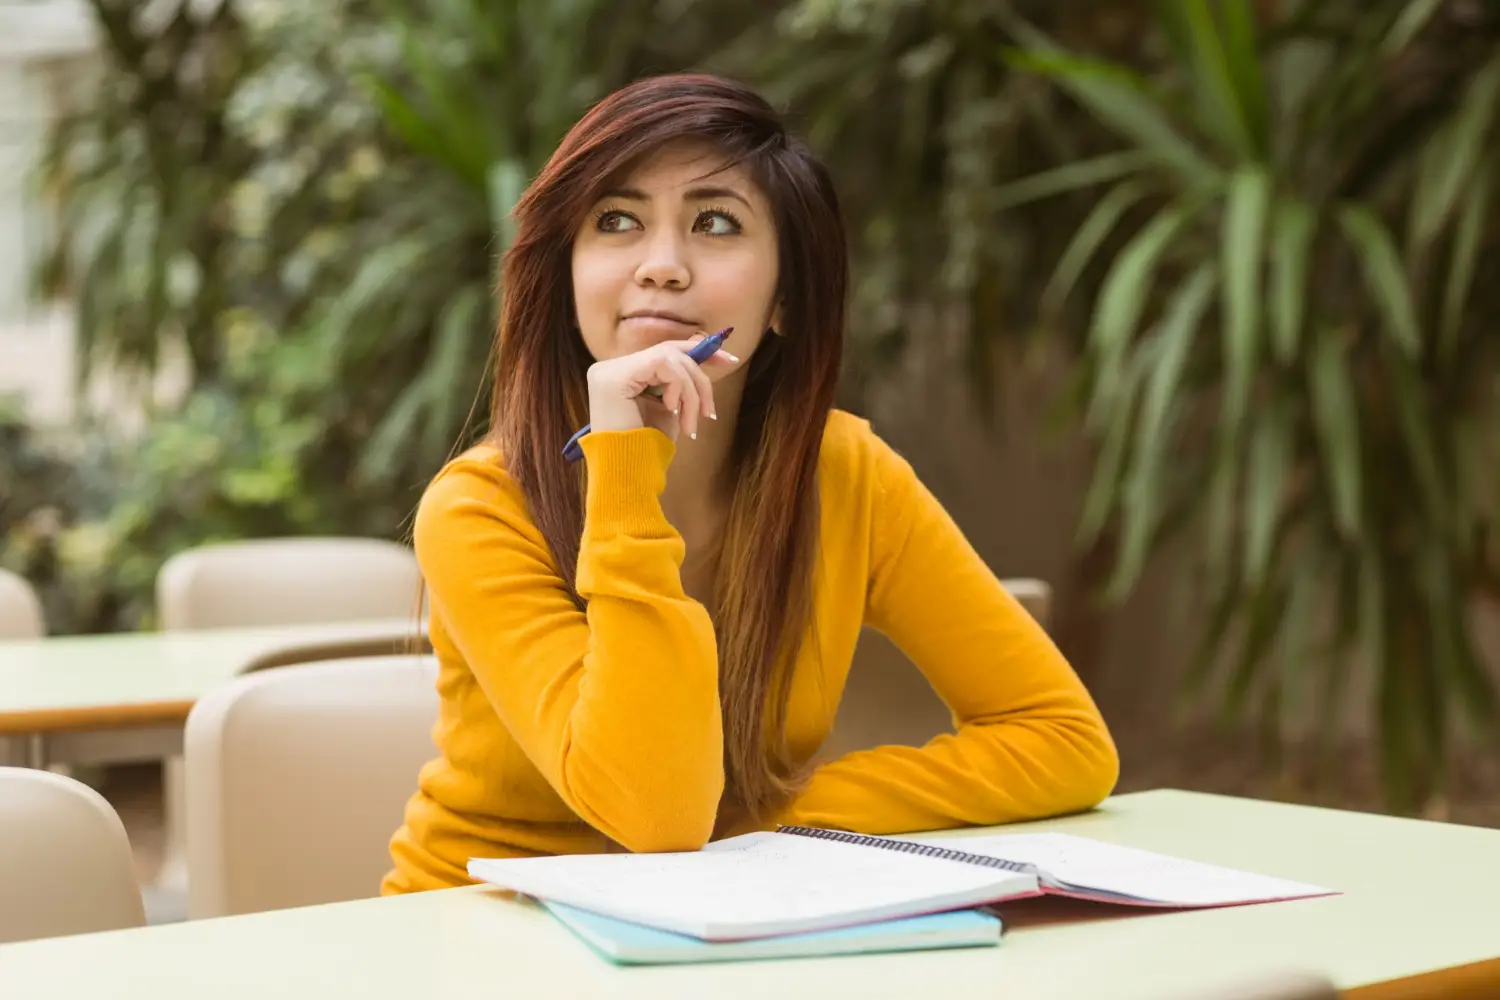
[769, 301, 784, 336]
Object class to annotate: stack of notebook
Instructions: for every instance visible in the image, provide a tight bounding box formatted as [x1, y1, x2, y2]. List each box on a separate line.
[468, 826, 1335, 966]
[540, 903, 1004, 965]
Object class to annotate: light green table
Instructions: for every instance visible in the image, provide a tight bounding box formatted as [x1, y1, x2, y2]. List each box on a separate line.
[1, 789, 1496, 999]
[0, 618, 428, 767]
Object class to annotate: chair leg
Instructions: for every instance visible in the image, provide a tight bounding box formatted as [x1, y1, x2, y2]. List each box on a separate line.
[26, 733, 46, 769]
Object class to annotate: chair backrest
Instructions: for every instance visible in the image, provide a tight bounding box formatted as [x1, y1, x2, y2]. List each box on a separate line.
[0, 567, 45, 638]
[822, 578, 1053, 759]
[1000, 578, 1051, 632]
[156, 536, 421, 631]
[0, 767, 146, 943]
[183, 655, 438, 918]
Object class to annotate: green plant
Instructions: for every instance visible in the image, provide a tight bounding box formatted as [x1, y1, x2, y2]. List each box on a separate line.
[36, 0, 258, 385]
[740, 0, 1151, 407]
[28, 0, 786, 634]
[992, 0, 1500, 811]
[0, 402, 108, 633]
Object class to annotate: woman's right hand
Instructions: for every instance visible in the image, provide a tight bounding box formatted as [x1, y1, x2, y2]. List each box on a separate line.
[586, 335, 741, 443]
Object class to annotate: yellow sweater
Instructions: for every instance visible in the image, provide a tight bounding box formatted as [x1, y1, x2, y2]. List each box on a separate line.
[382, 411, 1118, 894]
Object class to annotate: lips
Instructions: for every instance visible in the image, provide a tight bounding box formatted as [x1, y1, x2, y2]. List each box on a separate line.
[623, 308, 698, 323]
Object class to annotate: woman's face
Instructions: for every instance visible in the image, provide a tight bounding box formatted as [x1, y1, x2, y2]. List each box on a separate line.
[571, 141, 780, 367]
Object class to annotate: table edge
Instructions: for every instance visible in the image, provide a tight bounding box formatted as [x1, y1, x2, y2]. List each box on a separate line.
[0, 700, 193, 734]
[0, 633, 431, 735]
[1349, 955, 1500, 999]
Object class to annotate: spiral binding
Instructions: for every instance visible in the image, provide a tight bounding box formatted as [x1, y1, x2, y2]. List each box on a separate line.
[776, 825, 1036, 875]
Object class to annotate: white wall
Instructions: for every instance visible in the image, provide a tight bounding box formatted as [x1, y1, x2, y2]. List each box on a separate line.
[0, 1, 94, 424]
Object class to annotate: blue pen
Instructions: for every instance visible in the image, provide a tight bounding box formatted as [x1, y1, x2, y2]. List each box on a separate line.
[563, 326, 734, 461]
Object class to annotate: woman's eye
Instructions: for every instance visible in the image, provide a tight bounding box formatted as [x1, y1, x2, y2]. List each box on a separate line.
[595, 210, 640, 233]
[693, 210, 742, 236]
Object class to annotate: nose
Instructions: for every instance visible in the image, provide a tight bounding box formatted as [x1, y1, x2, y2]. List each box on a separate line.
[633, 228, 691, 289]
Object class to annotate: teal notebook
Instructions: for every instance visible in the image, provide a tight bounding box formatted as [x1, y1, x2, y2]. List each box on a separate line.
[542, 902, 1003, 966]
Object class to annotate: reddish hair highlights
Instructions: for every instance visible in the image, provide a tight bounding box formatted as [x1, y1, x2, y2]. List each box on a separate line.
[490, 73, 847, 820]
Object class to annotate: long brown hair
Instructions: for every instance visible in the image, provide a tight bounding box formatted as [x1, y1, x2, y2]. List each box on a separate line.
[489, 74, 847, 821]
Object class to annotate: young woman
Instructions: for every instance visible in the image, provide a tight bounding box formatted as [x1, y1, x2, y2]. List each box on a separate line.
[381, 73, 1118, 894]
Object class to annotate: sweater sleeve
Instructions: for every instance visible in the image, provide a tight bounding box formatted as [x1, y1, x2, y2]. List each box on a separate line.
[777, 434, 1119, 834]
[412, 429, 723, 853]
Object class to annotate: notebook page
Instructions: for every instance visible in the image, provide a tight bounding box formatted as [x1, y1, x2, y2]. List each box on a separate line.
[468, 831, 1033, 939]
[919, 833, 1334, 907]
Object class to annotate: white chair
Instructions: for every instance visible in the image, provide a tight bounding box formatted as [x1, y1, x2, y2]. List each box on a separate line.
[156, 536, 422, 631]
[147, 536, 423, 920]
[0, 567, 44, 638]
[1000, 578, 1051, 631]
[183, 655, 438, 918]
[0, 568, 46, 766]
[823, 578, 1053, 759]
[0, 767, 146, 943]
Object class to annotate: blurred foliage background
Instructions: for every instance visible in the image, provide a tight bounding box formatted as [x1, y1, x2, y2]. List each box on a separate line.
[6, 0, 1500, 814]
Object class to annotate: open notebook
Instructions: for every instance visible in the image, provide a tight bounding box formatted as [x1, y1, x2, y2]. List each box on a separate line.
[468, 825, 1335, 942]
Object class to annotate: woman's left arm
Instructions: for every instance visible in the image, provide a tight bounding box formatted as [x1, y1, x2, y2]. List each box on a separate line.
[777, 437, 1120, 834]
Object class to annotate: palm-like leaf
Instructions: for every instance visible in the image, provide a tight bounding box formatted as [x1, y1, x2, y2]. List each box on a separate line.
[995, 0, 1500, 812]
[38, 0, 256, 387]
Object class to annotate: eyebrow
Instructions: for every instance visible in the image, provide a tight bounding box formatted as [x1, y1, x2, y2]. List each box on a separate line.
[600, 185, 755, 210]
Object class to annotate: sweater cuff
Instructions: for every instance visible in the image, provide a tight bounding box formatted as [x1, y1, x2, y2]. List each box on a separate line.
[579, 428, 676, 536]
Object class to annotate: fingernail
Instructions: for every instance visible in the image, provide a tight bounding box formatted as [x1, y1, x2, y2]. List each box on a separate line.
[723, 352, 739, 363]
[673, 406, 680, 416]
[709, 412, 718, 420]
[690, 432, 697, 440]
